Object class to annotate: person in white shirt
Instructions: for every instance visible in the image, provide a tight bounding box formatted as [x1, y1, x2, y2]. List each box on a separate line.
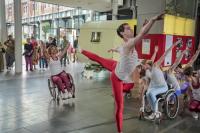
[80, 13, 164, 133]
[46, 46, 72, 95]
[143, 40, 180, 120]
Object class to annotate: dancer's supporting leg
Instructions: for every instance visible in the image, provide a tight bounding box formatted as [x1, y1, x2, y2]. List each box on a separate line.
[111, 71, 124, 133]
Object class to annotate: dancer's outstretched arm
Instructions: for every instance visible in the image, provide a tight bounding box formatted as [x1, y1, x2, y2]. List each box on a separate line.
[107, 47, 120, 53]
[169, 48, 188, 71]
[126, 13, 165, 50]
[154, 39, 180, 67]
[186, 43, 200, 67]
[151, 46, 158, 62]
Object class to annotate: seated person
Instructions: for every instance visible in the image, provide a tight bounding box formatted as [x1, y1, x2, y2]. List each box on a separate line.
[46, 46, 70, 93]
[143, 40, 180, 119]
[184, 66, 200, 119]
[164, 48, 188, 96]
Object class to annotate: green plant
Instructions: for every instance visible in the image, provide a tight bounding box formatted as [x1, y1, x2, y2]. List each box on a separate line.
[42, 22, 51, 39]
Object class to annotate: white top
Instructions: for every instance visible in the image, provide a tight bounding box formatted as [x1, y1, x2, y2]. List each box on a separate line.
[142, 69, 151, 84]
[115, 46, 140, 83]
[149, 67, 167, 89]
[145, 69, 152, 79]
[192, 88, 200, 101]
[166, 73, 180, 90]
[49, 57, 63, 76]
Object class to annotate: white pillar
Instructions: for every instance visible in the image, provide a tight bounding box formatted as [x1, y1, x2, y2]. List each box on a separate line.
[39, 21, 43, 40]
[14, 0, 22, 73]
[91, 11, 96, 21]
[112, 0, 118, 20]
[0, 0, 7, 43]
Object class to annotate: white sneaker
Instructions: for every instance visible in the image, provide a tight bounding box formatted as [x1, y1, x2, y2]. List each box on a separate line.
[192, 112, 199, 120]
[144, 113, 155, 120]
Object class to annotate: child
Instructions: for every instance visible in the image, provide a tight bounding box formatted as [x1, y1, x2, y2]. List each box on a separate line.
[38, 40, 47, 70]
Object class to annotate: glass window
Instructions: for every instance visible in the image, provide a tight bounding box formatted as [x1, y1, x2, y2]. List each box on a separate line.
[91, 32, 101, 42]
[165, 0, 196, 18]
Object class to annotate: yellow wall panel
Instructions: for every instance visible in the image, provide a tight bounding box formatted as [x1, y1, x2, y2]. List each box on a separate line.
[174, 17, 186, 35]
[163, 14, 176, 35]
[163, 14, 195, 36]
[185, 19, 195, 36]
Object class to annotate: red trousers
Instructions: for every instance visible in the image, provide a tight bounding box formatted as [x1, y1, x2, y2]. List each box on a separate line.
[189, 99, 200, 112]
[51, 71, 70, 93]
[82, 50, 134, 132]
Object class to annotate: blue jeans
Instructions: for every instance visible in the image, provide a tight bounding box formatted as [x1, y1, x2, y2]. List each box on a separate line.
[39, 57, 45, 68]
[147, 85, 168, 112]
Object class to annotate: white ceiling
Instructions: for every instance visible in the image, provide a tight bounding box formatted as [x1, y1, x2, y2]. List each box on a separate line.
[35, 0, 113, 12]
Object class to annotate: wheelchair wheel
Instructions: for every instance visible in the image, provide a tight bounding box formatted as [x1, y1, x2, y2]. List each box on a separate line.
[165, 91, 179, 119]
[125, 92, 132, 99]
[155, 117, 161, 125]
[68, 73, 75, 98]
[48, 79, 56, 100]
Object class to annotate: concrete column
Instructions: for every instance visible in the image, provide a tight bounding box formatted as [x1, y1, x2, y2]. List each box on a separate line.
[14, 0, 22, 73]
[111, 0, 118, 20]
[91, 11, 96, 21]
[131, 0, 137, 19]
[0, 0, 7, 43]
[39, 21, 43, 40]
[72, 18, 74, 29]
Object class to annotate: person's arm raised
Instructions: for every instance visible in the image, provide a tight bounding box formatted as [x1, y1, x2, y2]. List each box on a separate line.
[154, 39, 180, 67]
[186, 43, 200, 67]
[127, 13, 165, 50]
[170, 49, 188, 71]
[151, 46, 159, 62]
[107, 47, 120, 53]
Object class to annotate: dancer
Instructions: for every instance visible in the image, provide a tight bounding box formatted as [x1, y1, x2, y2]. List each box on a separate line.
[139, 46, 159, 100]
[144, 39, 180, 119]
[80, 13, 164, 133]
[183, 43, 200, 119]
[177, 43, 200, 94]
[164, 47, 188, 96]
[46, 46, 72, 94]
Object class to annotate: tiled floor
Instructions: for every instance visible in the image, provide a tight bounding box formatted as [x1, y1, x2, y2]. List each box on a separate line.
[0, 62, 200, 133]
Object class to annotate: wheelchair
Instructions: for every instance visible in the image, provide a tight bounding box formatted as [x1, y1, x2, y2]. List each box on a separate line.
[139, 84, 179, 124]
[48, 73, 75, 103]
